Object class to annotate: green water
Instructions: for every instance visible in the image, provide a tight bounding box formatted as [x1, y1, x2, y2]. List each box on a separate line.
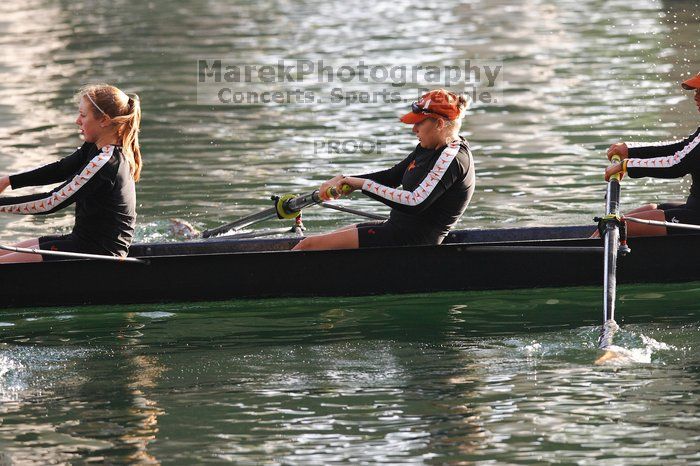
[0, 286, 699, 464]
[0, 0, 699, 463]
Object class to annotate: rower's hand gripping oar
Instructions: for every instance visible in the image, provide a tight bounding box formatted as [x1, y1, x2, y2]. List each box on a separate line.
[596, 155, 631, 354]
[202, 184, 353, 238]
[324, 183, 352, 200]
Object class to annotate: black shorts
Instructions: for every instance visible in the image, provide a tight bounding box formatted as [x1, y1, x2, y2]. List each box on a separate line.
[658, 201, 700, 235]
[38, 234, 109, 261]
[356, 221, 446, 248]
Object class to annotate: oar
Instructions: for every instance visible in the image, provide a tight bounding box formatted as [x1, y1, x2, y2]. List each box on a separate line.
[624, 216, 700, 232]
[0, 244, 147, 264]
[319, 202, 388, 220]
[597, 155, 626, 353]
[202, 185, 352, 238]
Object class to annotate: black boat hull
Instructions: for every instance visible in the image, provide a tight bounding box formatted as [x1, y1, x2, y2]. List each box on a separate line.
[1, 226, 697, 309]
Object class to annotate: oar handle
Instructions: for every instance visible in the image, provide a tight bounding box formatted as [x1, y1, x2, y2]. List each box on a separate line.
[609, 155, 623, 182]
[277, 184, 352, 219]
[325, 183, 352, 199]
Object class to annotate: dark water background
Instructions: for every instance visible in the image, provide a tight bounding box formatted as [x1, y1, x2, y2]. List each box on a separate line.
[0, 0, 699, 463]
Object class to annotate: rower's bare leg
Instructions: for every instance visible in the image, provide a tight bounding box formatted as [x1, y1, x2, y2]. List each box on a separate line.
[626, 203, 658, 215]
[590, 204, 660, 238]
[292, 227, 359, 251]
[333, 223, 360, 233]
[0, 238, 40, 257]
[0, 238, 43, 263]
[624, 209, 667, 237]
[0, 238, 40, 256]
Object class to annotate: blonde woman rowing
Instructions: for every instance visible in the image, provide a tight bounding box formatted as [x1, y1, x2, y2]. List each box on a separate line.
[0, 84, 142, 262]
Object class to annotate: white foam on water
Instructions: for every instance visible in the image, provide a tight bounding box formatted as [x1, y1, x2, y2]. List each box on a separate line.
[523, 341, 542, 354]
[596, 345, 652, 365]
[506, 324, 678, 368]
[596, 332, 676, 366]
[640, 333, 674, 351]
[0, 353, 26, 401]
[0, 354, 22, 378]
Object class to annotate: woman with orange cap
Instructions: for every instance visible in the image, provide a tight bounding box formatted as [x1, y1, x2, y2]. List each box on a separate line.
[604, 73, 700, 236]
[293, 89, 474, 251]
[0, 84, 142, 262]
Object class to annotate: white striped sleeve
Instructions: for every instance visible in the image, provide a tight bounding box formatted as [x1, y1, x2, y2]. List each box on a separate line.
[627, 132, 700, 171]
[362, 142, 461, 206]
[627, 139, 687, 149]
[0, 145, 114, 215]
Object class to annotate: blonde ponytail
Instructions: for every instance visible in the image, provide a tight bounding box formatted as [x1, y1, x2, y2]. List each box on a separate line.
[77, 84, 143, 182]
[111, 94, 142, 181]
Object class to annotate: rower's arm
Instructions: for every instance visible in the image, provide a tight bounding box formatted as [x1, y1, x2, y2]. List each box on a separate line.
[626, 127, 700, 159]
[8, 143, 94, 189]
[361, 143, 468, 214]
[627, 130, 700, 179]
[0, 147, 114, 215]
[354, 155, 413, 188]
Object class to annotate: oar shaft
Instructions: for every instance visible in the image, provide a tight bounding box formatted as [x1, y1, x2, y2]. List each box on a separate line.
[204, 188, 368, 238]
[286, 190, 322, 212]
[202, 186, 377, 238]
[202, 207, 278, 238]
[320, 202, 388, 220]
[202, 190, 326, 238]
[0, 244, 146, 264]
[603, 218, 619, 322]
[599, 156, 623, 349]
[624, 216, 700, 232]
[602, 178, 621, 324]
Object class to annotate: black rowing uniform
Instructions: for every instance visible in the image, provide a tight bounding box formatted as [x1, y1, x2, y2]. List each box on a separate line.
[626, 126, 700, 232]
[0, 142, 136, 258]
[354, 137, 474, 247]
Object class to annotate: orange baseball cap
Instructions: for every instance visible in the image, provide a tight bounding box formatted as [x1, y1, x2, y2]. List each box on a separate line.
[400, 89, 463, 124]
[681, 73, 700, 90]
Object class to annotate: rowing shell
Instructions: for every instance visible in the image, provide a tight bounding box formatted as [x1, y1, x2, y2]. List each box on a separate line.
[1, 225, 699, 309]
